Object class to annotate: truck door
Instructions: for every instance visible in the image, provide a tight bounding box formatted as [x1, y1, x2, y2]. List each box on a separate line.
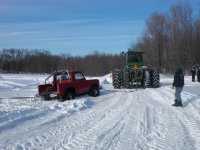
[74, 72, 88, 94]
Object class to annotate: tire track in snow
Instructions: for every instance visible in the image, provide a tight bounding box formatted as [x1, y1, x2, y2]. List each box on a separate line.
[181, 92, 200, 116]
[3, 92, 126, 149]
[148, 89, 198, 149]
[134, 89, 196, 150]
[92, 93, 141, 150]
[150, 107, 195, 150]
[0, 97, 91, 149]
[0, 100, 55, 136]
[174, 108, 200, 149]
[0, 101, 65, 149]
[158, 86, 200, 118]
[60, 92, 134, 149]
[112, 93, 145, 150]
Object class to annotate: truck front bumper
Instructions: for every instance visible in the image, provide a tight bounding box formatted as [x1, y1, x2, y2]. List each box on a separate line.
[39, 91, 59, 100]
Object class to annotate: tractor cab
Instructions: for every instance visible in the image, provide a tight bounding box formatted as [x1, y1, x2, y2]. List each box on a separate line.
[126, 51, 144, 69]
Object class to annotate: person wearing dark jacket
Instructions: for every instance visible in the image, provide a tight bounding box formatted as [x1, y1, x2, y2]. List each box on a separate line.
[172, 66, 184, 107]
[191, 66, 196, 82]
[197, 67, 200, 82]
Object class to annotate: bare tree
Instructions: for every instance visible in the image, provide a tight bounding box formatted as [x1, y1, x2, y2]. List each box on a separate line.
[145, 12, 168, 72]
[136, 2, 199, 73]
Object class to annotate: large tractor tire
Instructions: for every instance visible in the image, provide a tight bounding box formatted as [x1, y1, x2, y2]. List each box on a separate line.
[152, 67, 160, 88]
[122, 70, 130, 88]
[112, 69, 122, 89]
[142, 70, 151, 88]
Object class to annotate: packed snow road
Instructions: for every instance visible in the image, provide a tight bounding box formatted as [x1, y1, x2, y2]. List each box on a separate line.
[0, 74, 200, 150]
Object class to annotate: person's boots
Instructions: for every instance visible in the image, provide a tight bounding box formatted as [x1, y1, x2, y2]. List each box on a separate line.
[172, 100, 183, 107]
[172, 100, 179, 106]
[178, 101, 183, 107]
[192, 77, 195, 82]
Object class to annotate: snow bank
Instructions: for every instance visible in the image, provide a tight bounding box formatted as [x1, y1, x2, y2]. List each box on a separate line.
[0, 73, 200, 150]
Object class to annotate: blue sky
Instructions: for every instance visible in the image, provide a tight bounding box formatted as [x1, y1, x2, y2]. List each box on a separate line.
[0, 0, 199, 56]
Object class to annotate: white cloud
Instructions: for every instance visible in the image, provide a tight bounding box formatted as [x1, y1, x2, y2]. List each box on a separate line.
[0, 31, 36, 38]
[0, 32, 24, 37]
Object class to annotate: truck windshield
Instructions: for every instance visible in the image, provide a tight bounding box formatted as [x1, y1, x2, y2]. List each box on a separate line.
[74, 73, 85, 80]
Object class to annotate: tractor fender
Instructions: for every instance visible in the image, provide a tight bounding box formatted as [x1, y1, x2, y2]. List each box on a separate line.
[141, 66, 148, 70]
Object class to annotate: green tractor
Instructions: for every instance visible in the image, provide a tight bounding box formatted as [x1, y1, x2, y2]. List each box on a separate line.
[112, 51, 160, 89]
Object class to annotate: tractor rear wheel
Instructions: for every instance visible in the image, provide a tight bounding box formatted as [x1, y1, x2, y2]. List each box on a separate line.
[142, 70, 150, 88]
[152, 68, 160, 88]
[122, 70, 130, 88]
[112, 69, 122, 89]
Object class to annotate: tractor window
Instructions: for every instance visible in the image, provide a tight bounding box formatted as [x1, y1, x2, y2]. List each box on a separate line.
[127, 53, 143, 63]
[74, 73, 85, 80]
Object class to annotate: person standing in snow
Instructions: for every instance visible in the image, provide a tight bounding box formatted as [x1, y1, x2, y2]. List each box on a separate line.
[191, 66, 196, 82]
[197, 67, 200, 82]
[172, 66, 184, 107]
[195, 65, 199, 81]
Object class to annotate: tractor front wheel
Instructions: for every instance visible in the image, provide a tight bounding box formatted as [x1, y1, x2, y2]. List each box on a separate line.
[112, 69, 122, 89]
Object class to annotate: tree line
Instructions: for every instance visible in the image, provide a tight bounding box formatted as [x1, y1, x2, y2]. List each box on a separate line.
[1, 2, 200, 75]
[135, 2, 200, 73]
[0, 49, 125, 76]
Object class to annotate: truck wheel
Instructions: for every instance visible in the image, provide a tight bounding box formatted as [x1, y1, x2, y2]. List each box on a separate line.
[112, 69, 122, 89]
[42, 94, 51, 101]
[152, 67, 160, 88]
[61, 90, 75, 101]
[89, 85, 99, 97]
[122, 70, 130, 88]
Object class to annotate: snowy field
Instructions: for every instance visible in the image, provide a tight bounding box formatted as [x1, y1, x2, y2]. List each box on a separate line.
[0, 73, 200, 150]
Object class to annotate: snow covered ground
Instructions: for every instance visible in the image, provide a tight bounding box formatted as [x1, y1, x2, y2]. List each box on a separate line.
[0, 73, 200, 150]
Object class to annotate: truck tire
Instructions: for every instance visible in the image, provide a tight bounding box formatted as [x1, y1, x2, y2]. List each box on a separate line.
[152, 67, 160, 88]
[112, 69, 122, 89]
[42, 94, 51, 101]
[89, 85, 100, 97]
[61, 90, 75, 101]
[122, 70, 130, 88]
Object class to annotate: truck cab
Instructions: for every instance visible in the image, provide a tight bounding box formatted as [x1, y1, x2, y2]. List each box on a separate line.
[38, 70, 100, 101]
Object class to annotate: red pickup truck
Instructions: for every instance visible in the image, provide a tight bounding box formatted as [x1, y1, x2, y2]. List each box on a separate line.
[38, 70, 100, 101]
